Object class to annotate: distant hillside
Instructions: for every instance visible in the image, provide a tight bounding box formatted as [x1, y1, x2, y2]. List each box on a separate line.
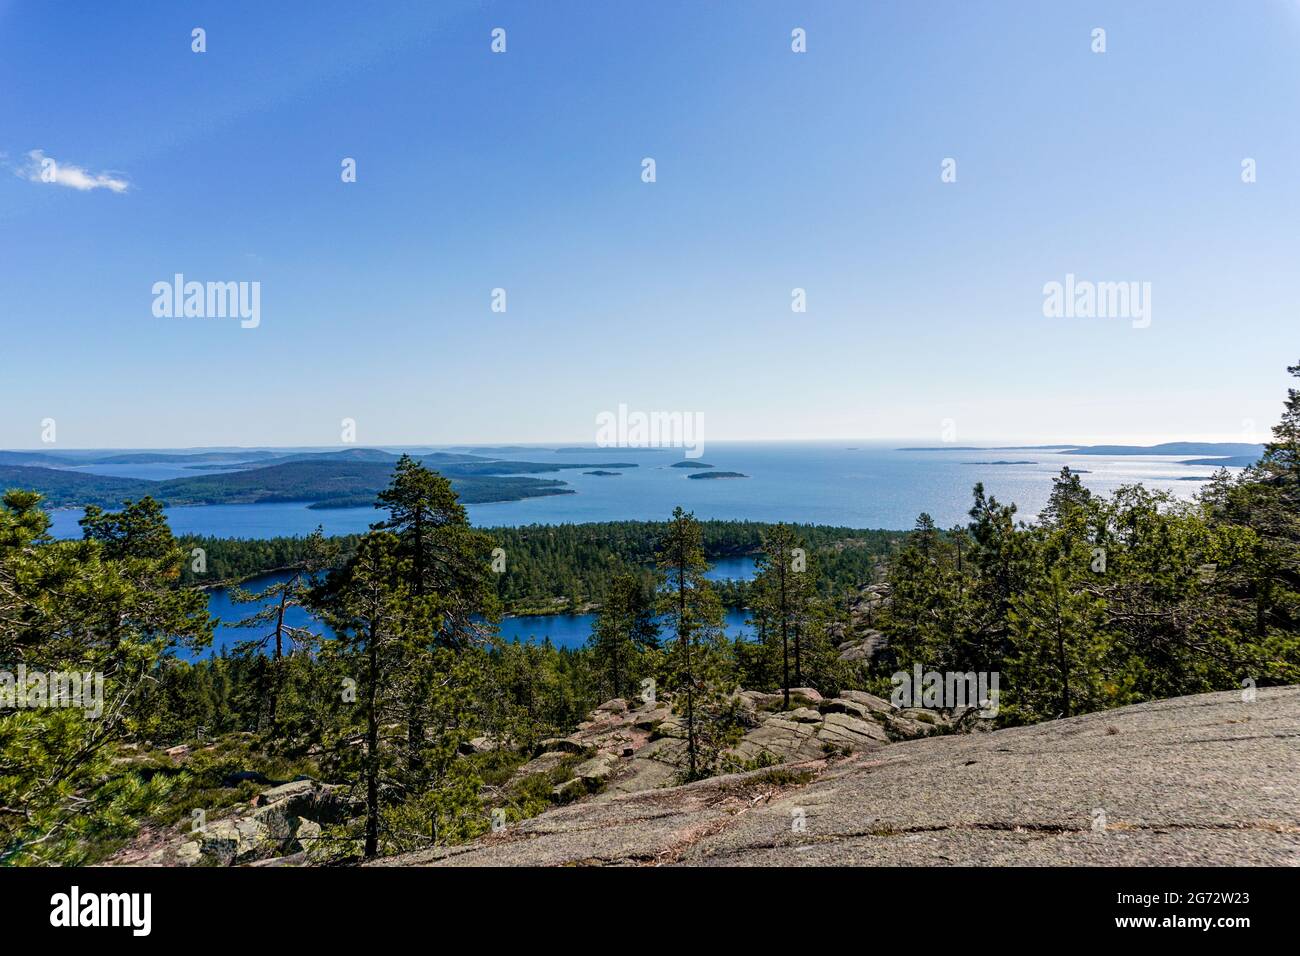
[1179, 455, 1260, 468]
[86, 451, 281, 465]
[1062, 442, 1264, 457]
[0, 459, 575, 510]
[0, 466, 154, 508]
[0, 451, 107, 466]
[0, 450, 277, 466]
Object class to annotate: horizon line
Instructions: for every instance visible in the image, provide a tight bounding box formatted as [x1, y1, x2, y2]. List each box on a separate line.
[0, 436, 1267, 454]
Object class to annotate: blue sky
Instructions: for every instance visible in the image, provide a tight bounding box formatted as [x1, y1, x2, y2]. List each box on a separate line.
[2, 0, 1298, 448]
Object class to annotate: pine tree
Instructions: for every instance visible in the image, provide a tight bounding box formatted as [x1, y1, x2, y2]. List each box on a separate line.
[884, 513, 961, 672]
[370, 457, 499, 772]
[1, 493, 210, 864]
[1006, 528, 1110, 720]
[590, 570, 658, 700]
[963, 485, 1031, 673]
[315, 531, 485, 858]
[655, 507, 729, 778]
[226, 527, 337, 730]
[315, 533, 408, 857]
[753, 524, 816, 704]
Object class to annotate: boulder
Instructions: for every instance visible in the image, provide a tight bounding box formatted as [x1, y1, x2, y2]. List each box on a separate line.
[251, 799, 306, 843]
[534, 736, 586, 756]
[815, 711, 889, 749]
[788, 687, 823, 704]
[175, 841, 202, 866]
[737, 690, 786, 713]
[837, 629, 888, 664]
[836, 690, 893, 713]
[458, 735, 503, 756]
[818, 698, 873, 720]
[886, 715, 937, 739]
[254, 778, 315, 806]
[510, 750, 571, 782]
[652, 716, 687, 739]
[595, 698, 628, 715]
[633, 707, 672, 731]
[730, 717, 818, 765]
[254, 779, 353, 829]
[292, 819, 322, 853]
[571, 750, 619, 785]
[199, 816, 270, 865]
[788, 707, 823, 724]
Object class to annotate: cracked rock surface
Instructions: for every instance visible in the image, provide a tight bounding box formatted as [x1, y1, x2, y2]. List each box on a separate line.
[377, 686, 1300, 867]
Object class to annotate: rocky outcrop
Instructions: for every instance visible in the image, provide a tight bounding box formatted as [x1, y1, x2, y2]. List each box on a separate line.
[378, 686, 1300, 867]
[159, 777, 349, 866]
[520, 683, 947, 800]
[829, 583, 892, 665]
[107, 672, 964, 867]
[725, 694, 915, 766]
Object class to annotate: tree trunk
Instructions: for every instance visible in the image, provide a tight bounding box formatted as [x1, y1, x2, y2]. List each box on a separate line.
[413, 508, 425, 597]
[779, 556, 789, 709]
[679, 562, 696, 778]
[364, 618, 381, 859]
[794, 618, 803, 688]
[1054, 603, 1071, 718]
[270, 587, 288, 729]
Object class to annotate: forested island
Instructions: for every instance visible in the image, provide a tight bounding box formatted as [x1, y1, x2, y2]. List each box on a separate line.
[0, 450, 647, 510]
[2, 362, 1297, 868]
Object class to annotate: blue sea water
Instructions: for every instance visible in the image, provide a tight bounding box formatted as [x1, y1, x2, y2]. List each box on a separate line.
[43, 442, 1228, 540]
[201, 568, 756, 658]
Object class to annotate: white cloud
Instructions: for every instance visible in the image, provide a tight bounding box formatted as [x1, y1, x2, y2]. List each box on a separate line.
[20, 149, 129, 193]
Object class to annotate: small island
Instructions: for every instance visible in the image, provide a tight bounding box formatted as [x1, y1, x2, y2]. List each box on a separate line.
[583, 470, 621, 476]
[687, 471, 748, 480]
[671, 461, 713, 469]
